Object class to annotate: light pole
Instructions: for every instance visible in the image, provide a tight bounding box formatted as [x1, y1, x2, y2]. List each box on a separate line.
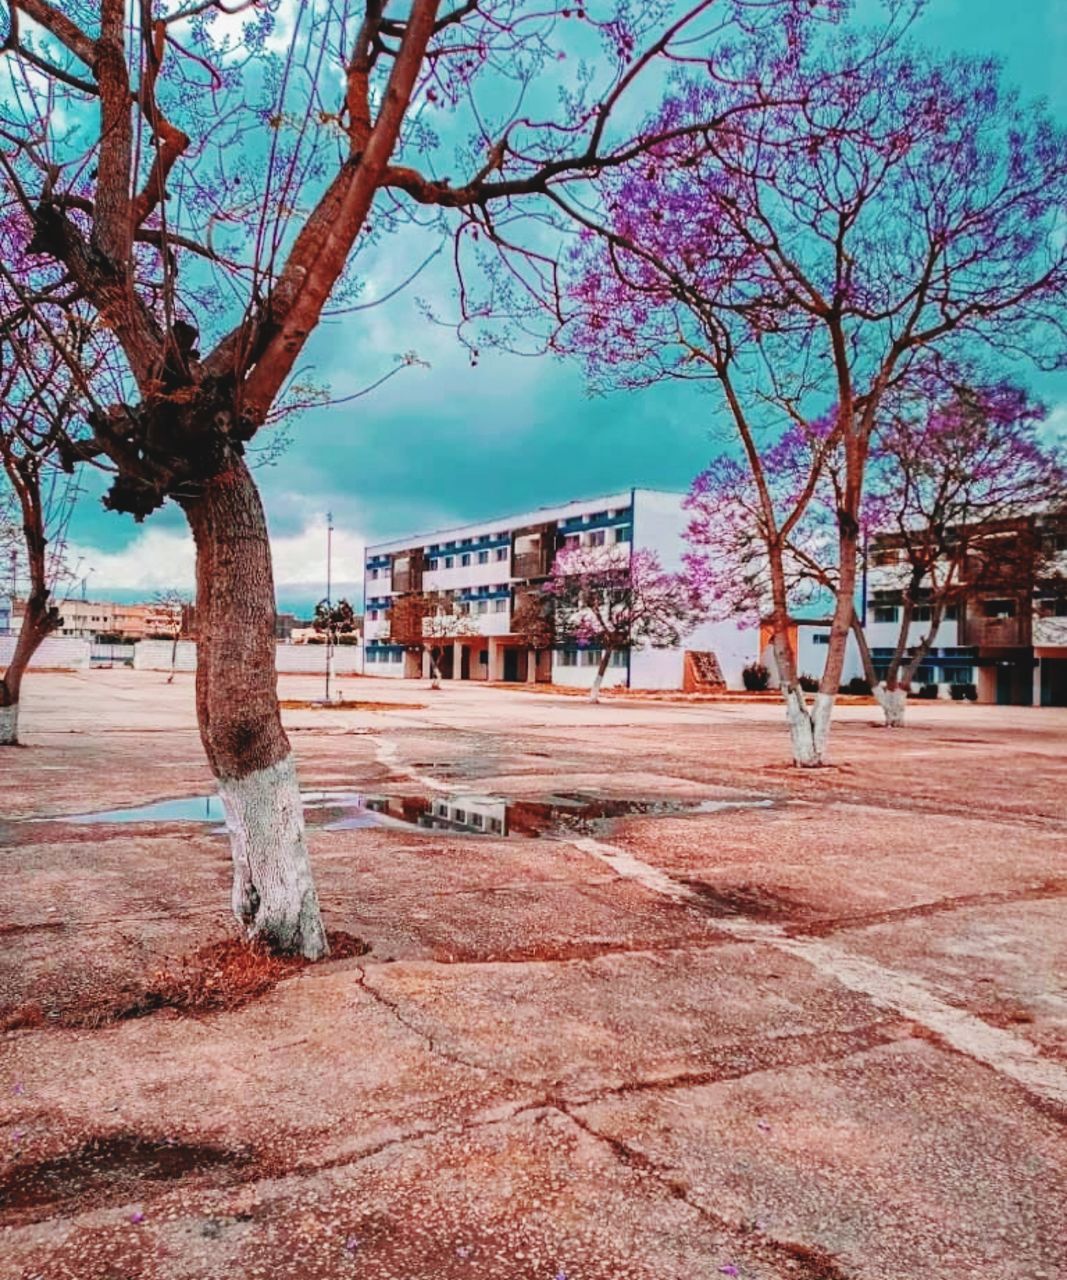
[324, 512, 335, 702]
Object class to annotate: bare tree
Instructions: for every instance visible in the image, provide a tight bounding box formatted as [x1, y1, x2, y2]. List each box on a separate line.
[0, 1, 845, 948]
[389, 590, 476, 688]
[0, 312, 87, 745]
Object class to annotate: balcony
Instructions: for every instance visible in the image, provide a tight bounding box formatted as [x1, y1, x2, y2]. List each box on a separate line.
[961, 615, 1029, 649]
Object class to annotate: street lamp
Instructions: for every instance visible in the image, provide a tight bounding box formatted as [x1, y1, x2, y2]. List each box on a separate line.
[324, 512, 335, 703]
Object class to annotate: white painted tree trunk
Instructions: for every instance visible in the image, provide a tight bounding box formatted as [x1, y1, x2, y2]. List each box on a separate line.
[0, 702, 18, 746]
[218, 753, 328, 959]
[784, 688, 835, 767]
[588, 671, 604, 703]
[873, 683, 907, 728]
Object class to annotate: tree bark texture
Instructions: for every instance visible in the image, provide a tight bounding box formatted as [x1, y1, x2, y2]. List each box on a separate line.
[180, 457, 327, 958]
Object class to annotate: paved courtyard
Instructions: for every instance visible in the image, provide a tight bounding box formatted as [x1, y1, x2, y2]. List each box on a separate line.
[1, 670, 1065, 1279]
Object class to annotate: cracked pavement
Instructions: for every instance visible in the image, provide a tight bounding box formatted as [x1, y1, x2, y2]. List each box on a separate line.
[1, 670, 1065, 1279]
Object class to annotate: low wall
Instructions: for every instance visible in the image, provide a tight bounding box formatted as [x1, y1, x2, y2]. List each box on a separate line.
[275, 645, 363, 675]
[131, 640, 364, 675]
[133, 639, 197, 672]
[0, 635, 91, 670]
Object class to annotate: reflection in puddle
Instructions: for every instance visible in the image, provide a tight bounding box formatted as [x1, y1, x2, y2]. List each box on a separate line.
[56, 790, 771, 838]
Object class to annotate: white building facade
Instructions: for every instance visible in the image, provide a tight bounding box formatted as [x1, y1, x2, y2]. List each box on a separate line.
[362, 488, 754, 691]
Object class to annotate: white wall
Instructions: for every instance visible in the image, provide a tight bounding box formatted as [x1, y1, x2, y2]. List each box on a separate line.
[131, 641, 364, 674]
[133, 639, 197, 671]
[551, 655, 628, 690]
[0, 635, 90, 670]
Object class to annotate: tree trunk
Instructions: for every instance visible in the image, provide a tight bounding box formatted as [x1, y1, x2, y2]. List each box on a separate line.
[180, 457, 328, 959]
[784, 686, 834, 767]
[850, 616, 908, 728]
[0, 593, 54, 747]
[168, 632, 178, 683]
[429, 648, 442, 690]
[872, 682, 908, 727]
[589, 649, 612, 703]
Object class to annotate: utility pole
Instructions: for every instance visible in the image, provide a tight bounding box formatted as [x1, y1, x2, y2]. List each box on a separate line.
[324, 511, 335, 703]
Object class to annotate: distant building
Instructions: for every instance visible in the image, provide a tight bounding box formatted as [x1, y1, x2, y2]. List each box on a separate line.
[863, 512, 1067, 706]
[361, 489, 753, 691]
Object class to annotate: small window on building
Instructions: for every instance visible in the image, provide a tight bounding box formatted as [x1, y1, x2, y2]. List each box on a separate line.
[812, 634, 830, 645]
[563, 534, 580, 550]
[444, 556, 454, 569]
[610, 650, 627, 667]
[477, 550, 489, 565]
[559, 651, 578, 667]
[461, 553, 471, 567]
[493, 599, 507, 613]
[587, 529, 607, 547]
[873, 606, 898, 624]
[369, 610, 379, 622]
[581, 649, 601, 667]
[495, 547, 508, 562]
[368, 568, 377, 580]
[983, 599, 1016, 619]
[614, 526, 631, 543]
[427, 558, 439, 571]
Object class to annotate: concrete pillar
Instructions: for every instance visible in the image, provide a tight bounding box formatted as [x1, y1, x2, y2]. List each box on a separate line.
[1033, 657, 1043, 707]
[487, 637, 500, 682]
[452, 638, 463, 680]
[422, 649, 431, 679]
[526, 648, 537, 683]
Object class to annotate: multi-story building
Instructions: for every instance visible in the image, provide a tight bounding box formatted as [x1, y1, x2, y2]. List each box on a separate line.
[8, 596, 188, 642]
[862, 512, 1067, 705]
[362, 488, 754, 691]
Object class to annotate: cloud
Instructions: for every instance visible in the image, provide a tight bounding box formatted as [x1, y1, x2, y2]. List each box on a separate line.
[64, 516, 365, 596]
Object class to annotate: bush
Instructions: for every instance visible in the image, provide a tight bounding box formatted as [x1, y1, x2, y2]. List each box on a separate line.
[950, 682, 977, 702]
[917, 682, 939, 699]
[742, 662, 770, 692]
[798, 673, 820, 692]
[847, 676, 872, 696]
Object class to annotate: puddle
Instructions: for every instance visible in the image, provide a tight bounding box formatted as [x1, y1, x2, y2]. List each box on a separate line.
[51, 790, 771, 838]
[0, 1134, 250, 1217]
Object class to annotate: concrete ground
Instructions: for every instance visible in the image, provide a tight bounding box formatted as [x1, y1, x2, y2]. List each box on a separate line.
[1, 669, 1065, 1280]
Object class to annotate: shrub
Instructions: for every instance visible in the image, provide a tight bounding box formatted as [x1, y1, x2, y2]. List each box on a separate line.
[847, 676, 872, 696]
[798, 673, 820, 692]
[917, 682, 940, 699]
[951, 682, 978, 701]
[742, 662, 771, 692]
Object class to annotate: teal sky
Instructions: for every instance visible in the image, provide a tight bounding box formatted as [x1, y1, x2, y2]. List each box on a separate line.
[61, 0, 1067, 615]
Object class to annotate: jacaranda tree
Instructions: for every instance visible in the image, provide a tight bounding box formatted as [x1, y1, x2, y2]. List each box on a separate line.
[561, 28, 1067, 764]
[1, 0, 823, 953]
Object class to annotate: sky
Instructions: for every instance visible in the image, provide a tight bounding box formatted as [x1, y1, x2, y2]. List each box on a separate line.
[56, 0, 1067, 617]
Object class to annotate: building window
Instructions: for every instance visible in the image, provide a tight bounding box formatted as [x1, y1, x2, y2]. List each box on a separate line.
[369, 610, 379, 621]
[368, 568, 378, 580]
[495, 547, 508, 562]
[983, 599, 1016, 619]
[812, 634, 830, 645]
[477, 550, 489, 565]
[610, 650, 627, 667]
[614, 526, 631, 543]
[427, 558, 439, 571]
[493, 599, 507, 613]
[587, 529, 607, 547]
[873, 606, 898, 624]
[559, 651, 578, 667]
[581, 649, 601, 667]
[461, 553, 472, 567]
[444, 556, 454, 569]
[562, 534, 580, 550]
